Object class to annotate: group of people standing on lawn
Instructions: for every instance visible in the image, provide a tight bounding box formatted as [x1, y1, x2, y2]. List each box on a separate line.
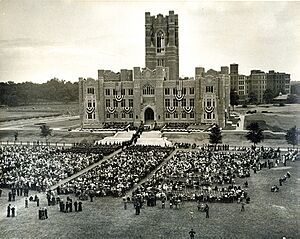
[59, 196, 83, 213]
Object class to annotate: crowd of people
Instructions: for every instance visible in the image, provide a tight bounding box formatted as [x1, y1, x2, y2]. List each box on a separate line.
[65, 142, 122, 155]
[58, 146, 173, 198]
[0, 145, 105, 191]
[131, 147, 282, 203]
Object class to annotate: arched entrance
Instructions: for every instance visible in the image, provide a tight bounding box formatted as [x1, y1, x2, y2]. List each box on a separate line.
[144, 108, 154, 125]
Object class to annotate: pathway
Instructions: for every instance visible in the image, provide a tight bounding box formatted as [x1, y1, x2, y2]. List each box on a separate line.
[126, 148, 178, 196]
[49, 147, 123, 191]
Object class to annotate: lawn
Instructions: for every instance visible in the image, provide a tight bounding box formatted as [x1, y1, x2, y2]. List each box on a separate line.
[237, 104, 300, 131]
[0, 157, 299, 239]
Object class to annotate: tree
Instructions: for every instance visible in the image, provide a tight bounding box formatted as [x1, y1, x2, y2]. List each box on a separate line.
[40, 124, 52, 143]
[209, 124, 222, 145]
[263, 89, 275, 104]
[230, 89, 239, 110]
[285, 126, 298, 148]
[246, 122, 264, 146]
[248, 91, 257, 104]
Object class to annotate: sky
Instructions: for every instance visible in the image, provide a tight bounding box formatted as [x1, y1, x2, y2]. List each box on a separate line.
[0, 0, 299, 83]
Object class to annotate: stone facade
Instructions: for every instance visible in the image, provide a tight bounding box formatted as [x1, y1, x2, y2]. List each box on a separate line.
[230, 63, 291, 104]
[79, 11, 230, 128]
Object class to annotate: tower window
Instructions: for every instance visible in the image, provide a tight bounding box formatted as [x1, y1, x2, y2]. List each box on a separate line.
[156, 31, 165, 53]
[206, 86, 214, 93]
[87, 87, 95, 94]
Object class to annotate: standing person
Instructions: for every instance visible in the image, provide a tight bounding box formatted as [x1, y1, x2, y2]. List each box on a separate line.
[241, 202, 245, 212]
[11, 206, 15, 217]
[59, 200, 63, 212]
[61, 201, 65, 213]
[7, 204, 11, 217]
[205, 204, 209, 218]
[74, 201, 78, 212]
[25, 198, 28, 208]
[36, 196, 40, 207]
[78, 201, 82, 212]
[189, 229, 196, 239]
[8, 192, 12, 202]
[69, 199, 73, 212]
[135, 202, 140, 215]
[44, 207, 48, 219]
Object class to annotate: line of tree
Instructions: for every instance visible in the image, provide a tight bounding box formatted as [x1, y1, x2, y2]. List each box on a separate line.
[0, 78, 78, 106]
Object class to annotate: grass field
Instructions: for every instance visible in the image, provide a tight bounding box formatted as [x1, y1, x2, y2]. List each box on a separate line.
[0, 159, 299, 239]
[237, 104, 299, 131]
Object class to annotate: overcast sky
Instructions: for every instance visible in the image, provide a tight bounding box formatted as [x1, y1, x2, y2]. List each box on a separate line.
[0, 0, 299, 83]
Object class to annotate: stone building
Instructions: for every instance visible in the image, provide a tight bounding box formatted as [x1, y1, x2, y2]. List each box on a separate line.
[79, 11, 230, 129]
[266, 70, 291, 96]
[230, 63, 291, 104]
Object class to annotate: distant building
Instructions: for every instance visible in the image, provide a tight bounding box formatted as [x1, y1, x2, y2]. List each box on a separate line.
[249, 70, 266, 104]
[78, 11, 230, 129]
[266, 70, 291, 96]
[230, 65, 291, 104]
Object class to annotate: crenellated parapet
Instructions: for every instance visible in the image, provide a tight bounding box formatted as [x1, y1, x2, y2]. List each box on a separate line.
[133, 67, 169, 80]
[98, 69, 133, 82]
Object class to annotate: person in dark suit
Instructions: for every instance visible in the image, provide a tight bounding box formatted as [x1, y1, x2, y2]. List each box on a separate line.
[189, 229, 196, 239]
[7, 204, 11, 217]
[74, 201, 78, 212]
[78, 201, 82, 212]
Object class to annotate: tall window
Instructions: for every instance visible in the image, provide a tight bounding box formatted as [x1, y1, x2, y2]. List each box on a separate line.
[190, 99, 195, 107]
[106, 99, 110, 107]
[87, 100, 92, 108]
[129, 99, 133, 107]
[165, 99, 170, 107]
[113, 99, 118, 107]
[189, 88, 194, 95]
[207, 99, 212, 107]
[206, 86, 214, 93]
[156, 31, 165, 53]
[165, 88, 170, 95]
[87, 87, 95, 94]
[173, 99, 178, 107]
[128, 89, 133, 95]
[182, 98, 187, 107]
[121, 99, 126, 107]
[143, 85, 155, 95]
[105, 89, 110, 95]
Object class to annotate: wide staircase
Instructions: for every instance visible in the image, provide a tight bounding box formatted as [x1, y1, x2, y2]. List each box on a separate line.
[135, 130, 172, 146]
[96, 130, 135, 144]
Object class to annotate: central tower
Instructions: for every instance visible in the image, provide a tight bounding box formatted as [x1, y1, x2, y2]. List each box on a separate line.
[145, 11, 179, 81]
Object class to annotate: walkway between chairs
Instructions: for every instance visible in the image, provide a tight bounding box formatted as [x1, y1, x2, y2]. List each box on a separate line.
[49, 147, 123, 191]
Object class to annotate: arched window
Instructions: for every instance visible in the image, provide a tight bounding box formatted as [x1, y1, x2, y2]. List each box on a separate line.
[143, 85, 155, 95]
[156, 31, 165, 53]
